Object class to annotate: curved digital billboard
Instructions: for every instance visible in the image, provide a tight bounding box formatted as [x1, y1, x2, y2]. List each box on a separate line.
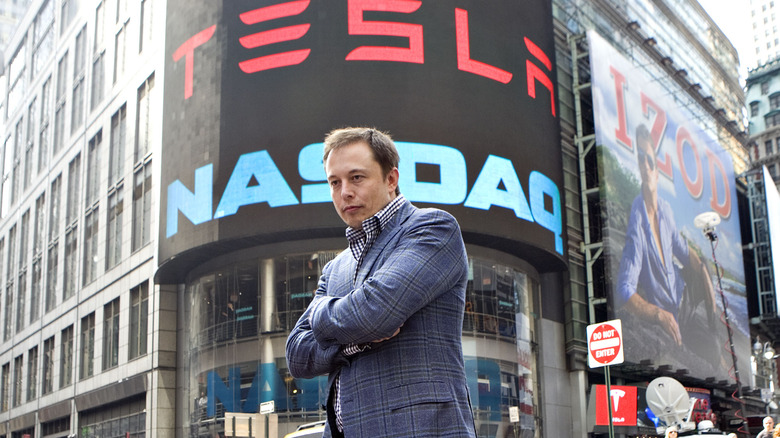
[159, 0, 564, 281]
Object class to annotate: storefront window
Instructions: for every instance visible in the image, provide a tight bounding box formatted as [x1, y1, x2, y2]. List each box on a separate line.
[179, 252, 540, 438]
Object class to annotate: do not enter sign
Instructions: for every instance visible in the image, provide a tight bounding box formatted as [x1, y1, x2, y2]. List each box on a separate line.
[587, 320, 624, 368]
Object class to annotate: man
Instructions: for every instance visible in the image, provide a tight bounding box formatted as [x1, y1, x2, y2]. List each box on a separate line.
[616, 124, 721, 364]
[286, 127, 477, 437]
[757, 416, 774, 438]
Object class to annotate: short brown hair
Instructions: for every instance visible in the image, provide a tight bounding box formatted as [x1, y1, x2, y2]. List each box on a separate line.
[323, 127, 401, 195]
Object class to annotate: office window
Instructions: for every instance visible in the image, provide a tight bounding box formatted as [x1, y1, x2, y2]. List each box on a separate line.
[60, 325, 73, 388]
[129, 281, 148, 359]
[45, 244, 58, 312]
[114, 24, 127, 84]
[5, 226, 16, 341]
[106, 188, 123, 269]
[72, 26, 87, 133]
[82, 209, 98, 285]
[92, 3, 106, 111]
[27, 346, 37, 402]
[24, 99, 36, 191]
[16, 211, 29, 333]
[48, 175, 61, 241]
[132, 162, 152, 251]
[762, 81, 770, 95]
[31, 259, 41, 324]
[31, 195, 44, 324]
[751, 101, 760, 117]
[771, 94, 780, 110]
[12, 118, 23, 207]
[39, 77, 51, 174]
[79, 313, 95, 380]
[32, 0, 54, 78]
[46, 176, 60, 314]
[7, 42, 27, 115]
[42, 336, 54, 394]
[54, 53, 68, 156]
[33, 195, 45, 256]
[140, 0, 154, 52]
[103, 298, 120, 370]
[60, 0, 77, 35]
[66, 154, 81, 224]
[64, 156, 80, 300]
[12, 356, 21, 407]
[135, 74, 155, 161]
[63, 229, 77, 301]
[0, 363, 8, 412]
[768, 140, 775, 156]
[109, 105, 126, 185]
[86, 132, 101, 207]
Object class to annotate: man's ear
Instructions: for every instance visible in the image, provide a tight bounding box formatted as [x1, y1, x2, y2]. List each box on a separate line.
[387, 167, 399, 193]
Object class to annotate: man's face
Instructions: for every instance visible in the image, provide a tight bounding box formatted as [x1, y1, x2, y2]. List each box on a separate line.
[765, 417, 774, 431]
[325, 141, 398, 229]
[637, 137, 658, 193]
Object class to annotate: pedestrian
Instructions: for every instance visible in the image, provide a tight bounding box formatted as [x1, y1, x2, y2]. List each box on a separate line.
[286, 127, 477, 437]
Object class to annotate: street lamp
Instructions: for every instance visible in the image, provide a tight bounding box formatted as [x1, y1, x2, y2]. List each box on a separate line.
[754, 339, 777, 360]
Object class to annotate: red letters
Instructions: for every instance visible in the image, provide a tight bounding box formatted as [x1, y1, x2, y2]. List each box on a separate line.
[346, 0, 423, 63]
[172, 25, 216, 99]
[705, 149, 731, 217]
[676, 126, 704, 199]
[238, 0, 311, 73]
[610, 67, 633, 150]
[455, 8, 512, 83]
[525, 37, 556, 116]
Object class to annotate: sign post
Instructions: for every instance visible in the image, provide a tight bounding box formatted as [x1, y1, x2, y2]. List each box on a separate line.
[587, 320, 624, 438]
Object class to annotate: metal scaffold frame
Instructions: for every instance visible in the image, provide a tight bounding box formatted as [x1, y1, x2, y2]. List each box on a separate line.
[747, 169, 776, 317]
[569, 33, 605, 326]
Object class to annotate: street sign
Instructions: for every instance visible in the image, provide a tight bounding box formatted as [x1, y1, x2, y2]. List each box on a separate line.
[509, 406, 520, 423]
[260, 400, 275, 414]
[587, 319, 624, 368]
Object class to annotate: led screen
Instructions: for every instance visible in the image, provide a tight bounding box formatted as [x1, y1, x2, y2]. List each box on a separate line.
[763, 166, 780, 314]
[588, 31, 748, 382]
[159, 1, 564, 281]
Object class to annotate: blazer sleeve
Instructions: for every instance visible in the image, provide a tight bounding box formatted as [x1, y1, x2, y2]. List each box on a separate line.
[309, 209, 467, 346]
[285, 260, 349, 379]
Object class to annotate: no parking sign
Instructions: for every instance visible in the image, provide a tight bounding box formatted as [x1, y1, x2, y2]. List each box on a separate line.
[587, 320, 624, 368]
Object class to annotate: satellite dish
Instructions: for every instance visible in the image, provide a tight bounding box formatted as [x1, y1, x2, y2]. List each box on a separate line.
[693, 211, 721, 230]
[646, 377, 695, 433]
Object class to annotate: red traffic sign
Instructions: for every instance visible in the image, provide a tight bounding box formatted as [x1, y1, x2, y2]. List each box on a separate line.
[587, 319, 624, 368]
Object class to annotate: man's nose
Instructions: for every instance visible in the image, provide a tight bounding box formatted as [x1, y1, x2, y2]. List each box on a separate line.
[340, 183, 354, 199]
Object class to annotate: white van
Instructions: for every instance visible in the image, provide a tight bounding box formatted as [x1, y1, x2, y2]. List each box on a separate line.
[283, 420, 326, 438]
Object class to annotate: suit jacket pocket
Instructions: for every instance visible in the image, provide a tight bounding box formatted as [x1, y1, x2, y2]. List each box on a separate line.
[386, 380, 455, 411]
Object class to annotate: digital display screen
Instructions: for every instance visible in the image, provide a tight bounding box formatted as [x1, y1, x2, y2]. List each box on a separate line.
[159, 1, 564, 280]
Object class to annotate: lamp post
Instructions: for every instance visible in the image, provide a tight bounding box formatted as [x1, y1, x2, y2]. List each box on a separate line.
[753, 339, 777, 413]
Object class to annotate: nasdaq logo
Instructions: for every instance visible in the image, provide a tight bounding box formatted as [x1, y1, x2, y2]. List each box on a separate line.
[166, 142, 562, 254]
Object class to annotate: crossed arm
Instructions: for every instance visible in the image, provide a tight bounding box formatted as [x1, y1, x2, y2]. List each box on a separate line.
[285, 211, 466, 379]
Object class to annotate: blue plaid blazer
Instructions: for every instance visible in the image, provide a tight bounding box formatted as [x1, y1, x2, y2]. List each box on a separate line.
[286, 199, 477, 437]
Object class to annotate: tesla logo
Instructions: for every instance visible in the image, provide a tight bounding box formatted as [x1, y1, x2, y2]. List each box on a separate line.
[171, 1, 556, 116]
[595, 385, 637, 426]
[611, 389, 626, 411]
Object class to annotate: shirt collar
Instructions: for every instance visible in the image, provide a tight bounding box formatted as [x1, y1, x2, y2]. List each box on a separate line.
[346, 195, 405, 258]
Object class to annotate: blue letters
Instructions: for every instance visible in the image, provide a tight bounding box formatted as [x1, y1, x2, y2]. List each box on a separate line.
[213, 150, 298, 218]
[165, 143, 563, 255]
[396, 142, 467, 204]
[167, 164, 213, 238]
[529, 171, 563, 254]
[464, 155, 533, 221]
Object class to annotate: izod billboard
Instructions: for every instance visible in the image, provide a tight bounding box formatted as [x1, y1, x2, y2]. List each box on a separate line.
[158, 1, 564, 281]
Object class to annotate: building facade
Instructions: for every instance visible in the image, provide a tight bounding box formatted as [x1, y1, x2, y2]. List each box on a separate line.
[0, 1, 759, 438]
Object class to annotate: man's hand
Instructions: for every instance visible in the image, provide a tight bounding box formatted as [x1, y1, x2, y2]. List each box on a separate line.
[655, 307, 681, 345]
[372, 326, 401, 343]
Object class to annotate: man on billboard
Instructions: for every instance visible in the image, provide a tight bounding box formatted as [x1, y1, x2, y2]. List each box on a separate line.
[615, 124, 724, 367]
[286, 128, 477, 437]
